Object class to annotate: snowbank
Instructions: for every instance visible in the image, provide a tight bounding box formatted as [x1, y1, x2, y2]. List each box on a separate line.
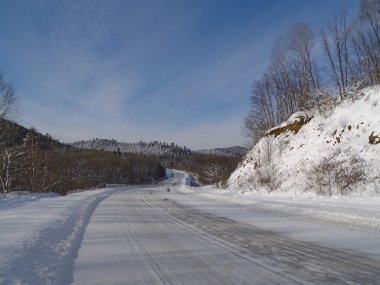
[0, 187, 119, 285]
[171, 170, 380, 233]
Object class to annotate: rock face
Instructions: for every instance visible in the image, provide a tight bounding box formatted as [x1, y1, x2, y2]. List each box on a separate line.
[265, 111, 313, 137]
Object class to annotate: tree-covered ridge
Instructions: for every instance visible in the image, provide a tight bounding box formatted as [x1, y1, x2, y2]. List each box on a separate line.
[73, 139, 246, 158]
[72, 138, 244, 187]
[72, 138, 192, 157]
[0, 89, 166, 196]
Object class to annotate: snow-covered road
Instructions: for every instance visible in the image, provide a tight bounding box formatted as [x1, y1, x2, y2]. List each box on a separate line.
[72, 184, 380, 284]
[72, 187, 298, 285]
[1, 173, 380, 284]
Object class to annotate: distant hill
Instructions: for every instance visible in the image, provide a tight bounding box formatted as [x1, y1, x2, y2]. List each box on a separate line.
[196, 146, 247, 157]
[0, 120, 166, 194]
[71, 139, 192, 157]
[1, 120, 246, 159]
[72, 139, 246, 158]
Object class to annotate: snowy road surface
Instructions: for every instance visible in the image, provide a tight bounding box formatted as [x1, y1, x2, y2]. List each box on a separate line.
[72, 185, 380, 285]
[1, 173, 380, 285]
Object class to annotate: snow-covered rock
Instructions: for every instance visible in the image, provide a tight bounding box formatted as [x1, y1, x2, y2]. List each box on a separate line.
[265, 110, 313, 137]
[286, 111, 314, 125]
[229, 86, 380, 196]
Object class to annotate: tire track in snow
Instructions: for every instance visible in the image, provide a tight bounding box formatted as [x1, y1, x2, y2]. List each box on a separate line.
[141, 193, 303, 285]
[0, 189, 120, 285]
[117, 192, 173, 285]
[144, 193, 380, 285]
[139, 194, 239, 284]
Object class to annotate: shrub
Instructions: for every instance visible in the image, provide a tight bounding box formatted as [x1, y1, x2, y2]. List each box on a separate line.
[305, 152, 365, 195]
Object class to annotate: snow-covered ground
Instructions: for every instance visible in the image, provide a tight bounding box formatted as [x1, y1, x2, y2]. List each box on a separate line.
[177, 172, 380, 233]
[0, 188, 120, 285]
[171, 171, 380, 256]
[72, 173, 380, 284]
[1, 171, 380, 284]
[229, 86, 380, 196]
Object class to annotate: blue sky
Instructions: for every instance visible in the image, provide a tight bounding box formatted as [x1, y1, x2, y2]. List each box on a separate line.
[0, 0, 358, 149]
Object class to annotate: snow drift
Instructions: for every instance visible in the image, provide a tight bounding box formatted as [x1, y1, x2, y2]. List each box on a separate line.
[229, 86, 380, 196]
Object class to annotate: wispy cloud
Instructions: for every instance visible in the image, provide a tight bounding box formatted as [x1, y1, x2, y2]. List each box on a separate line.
[0, 0, 359, 148]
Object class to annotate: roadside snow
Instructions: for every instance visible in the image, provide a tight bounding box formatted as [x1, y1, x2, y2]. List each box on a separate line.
[178, 180, 380, 231]
[168, 171, 380, 261]
[0, 188, 119, 285]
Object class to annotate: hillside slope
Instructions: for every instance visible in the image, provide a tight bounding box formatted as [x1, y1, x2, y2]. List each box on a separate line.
[228, 86, 380, 196]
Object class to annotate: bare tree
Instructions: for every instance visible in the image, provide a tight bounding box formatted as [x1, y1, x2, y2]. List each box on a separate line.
[23, 128, 42, 193]
[351, 0, 380, 85]
[204, 163, 222, 184]
[243, 30, 320, 145]
[0, 73, 19, 145]
[269, 37, 298, 119]
[0, 73, 19, 122]
[242, 74, 276, 144]
[359, 0, 380, 46]
[321, 12, 354, 99]
[0, 73, 19, 194]
[288, 23, 320, 96]
[0, 149, 12, 193]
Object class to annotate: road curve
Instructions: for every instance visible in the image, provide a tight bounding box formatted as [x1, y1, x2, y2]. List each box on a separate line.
[71, 186, 380, 285]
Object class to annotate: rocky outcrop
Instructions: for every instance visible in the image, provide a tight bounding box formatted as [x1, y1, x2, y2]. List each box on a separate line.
[265, 111, 313, 137]
[369, 131, 380, 144]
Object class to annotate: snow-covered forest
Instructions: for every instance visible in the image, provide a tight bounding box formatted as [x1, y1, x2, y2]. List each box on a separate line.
[72, 138, 246, 157]
[72, 139, 192, 157]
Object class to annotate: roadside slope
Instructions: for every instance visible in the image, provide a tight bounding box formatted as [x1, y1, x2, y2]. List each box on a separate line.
[229, 86, 380, 196]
